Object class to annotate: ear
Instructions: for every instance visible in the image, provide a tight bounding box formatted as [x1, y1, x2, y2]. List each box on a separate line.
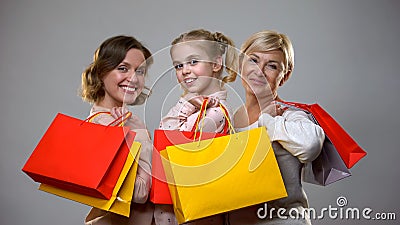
[279, 70, 292, 86]
[212, 56, 223, 72]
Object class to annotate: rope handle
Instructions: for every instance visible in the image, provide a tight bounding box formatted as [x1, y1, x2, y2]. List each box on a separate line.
[191, 97, 233, 142]
[275, 100, 311, 112]
[83, 111, 132, 127]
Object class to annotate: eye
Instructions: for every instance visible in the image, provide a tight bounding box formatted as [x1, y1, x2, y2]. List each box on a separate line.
[266, 63, 279, 71]
[189, 59, 199, 65]
[249, 57, 258, 64]
[117, 65, 129, 72]
[174, 63, 183, 70]
[135, 67, 146, 76]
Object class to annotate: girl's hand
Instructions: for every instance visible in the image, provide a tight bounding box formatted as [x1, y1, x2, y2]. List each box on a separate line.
[184, 93, 220, 109]
[184, 93, 204, 109]
[261, 101, 285, 117]
[206, 96, 220, 108]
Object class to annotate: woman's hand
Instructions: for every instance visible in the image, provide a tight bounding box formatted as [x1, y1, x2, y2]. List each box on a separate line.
[261, 101, 285, 117]
[110, 106, 130, 120]
[110, 107, 146, 129]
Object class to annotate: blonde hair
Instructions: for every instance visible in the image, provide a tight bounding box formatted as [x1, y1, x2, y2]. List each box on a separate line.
[171, 29, 238, 84]
[80, 35, 153, 105]
[241, 30, 294, 74]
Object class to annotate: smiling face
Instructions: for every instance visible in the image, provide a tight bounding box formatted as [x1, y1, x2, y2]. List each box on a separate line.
[99, 48, 147, 108]
[170, 42, 222, 96]
[241, 50, 287, 101]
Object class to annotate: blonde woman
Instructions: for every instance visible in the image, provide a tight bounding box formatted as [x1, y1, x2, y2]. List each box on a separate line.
[228, 30, 325, 225]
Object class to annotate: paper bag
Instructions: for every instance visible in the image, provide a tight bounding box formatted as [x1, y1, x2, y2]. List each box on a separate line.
[39, 142, 141, 217]
[163, 126, 287, 224]
[22, 112, 135, 199]
[151, 99, 229, 204]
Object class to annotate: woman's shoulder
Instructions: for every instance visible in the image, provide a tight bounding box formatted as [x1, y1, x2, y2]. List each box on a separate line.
[87, 105, 113, 125]
[233, 105, 248, 128]
[282, 108, 312, 122]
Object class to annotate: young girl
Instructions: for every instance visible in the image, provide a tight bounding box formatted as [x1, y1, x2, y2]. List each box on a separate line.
[228, 30, 325, 225]
[155, 29, 238, 225]
[80, 35, 155, 225]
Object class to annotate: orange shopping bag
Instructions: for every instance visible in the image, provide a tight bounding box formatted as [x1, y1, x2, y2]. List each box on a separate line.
[22, 112, 135, 199]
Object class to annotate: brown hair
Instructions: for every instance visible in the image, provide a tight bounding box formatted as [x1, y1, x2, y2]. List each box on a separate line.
[80, 35, 153, 105]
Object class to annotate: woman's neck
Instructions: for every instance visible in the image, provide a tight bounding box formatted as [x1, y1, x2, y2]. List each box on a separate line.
[96, 98, 122, 109]
[244, 93, 281, 124]
[244, 94, 261, 125]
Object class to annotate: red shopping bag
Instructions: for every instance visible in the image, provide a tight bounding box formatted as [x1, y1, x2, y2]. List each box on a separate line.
[22, 112, 136, 199]
[278, 101, 366, 169]
[150, 99, 230, 204]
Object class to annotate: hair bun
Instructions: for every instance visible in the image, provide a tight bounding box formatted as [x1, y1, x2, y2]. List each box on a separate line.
[213, 32, 227, 54]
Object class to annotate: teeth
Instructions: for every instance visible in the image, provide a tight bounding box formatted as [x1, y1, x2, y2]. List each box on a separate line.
[121, 86, 136, 92]
[185, 78, 195, 84]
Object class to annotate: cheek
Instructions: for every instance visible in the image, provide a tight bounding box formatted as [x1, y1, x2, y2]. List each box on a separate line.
[273, 73, 284, 85]
[241, 77, 250, 90]
[137, 76, 146, 90]
[176, 72, 184, 83]
[195, 64, 214, 77]
[241, 64, 252, 78]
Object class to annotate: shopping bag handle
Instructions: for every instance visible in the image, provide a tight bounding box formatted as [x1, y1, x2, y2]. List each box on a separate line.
[275, 100, 310, 111]
[219, 103, 235, 135]
[84, 111, 132, 127]
[192, 97, 234, 142]
[191, 97, 231, 134]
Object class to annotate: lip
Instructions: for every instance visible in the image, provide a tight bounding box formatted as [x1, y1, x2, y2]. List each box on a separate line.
[249, 78, 267, 86]
[119, 85, 138, 94]
[183, 77, 197, 86]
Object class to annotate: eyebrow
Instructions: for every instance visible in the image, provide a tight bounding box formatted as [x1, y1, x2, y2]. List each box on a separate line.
[249, 53, 281, 64]
[119, 61, 147, 68]
[249, 53, 260, 59]
[173, 54, 203, 64]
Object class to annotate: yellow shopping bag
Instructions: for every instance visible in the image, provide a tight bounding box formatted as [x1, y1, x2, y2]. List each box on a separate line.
[39, 142, 141, 217]
[162, 126, 287, 224]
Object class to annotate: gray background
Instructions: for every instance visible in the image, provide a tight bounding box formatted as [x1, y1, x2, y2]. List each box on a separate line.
[1, 0, 399, 224]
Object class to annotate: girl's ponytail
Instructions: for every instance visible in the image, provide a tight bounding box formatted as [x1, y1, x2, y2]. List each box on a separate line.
[213, 32, 238, 84]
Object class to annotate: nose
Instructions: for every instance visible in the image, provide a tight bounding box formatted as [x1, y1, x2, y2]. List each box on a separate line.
[128, 71, 138, 83]
[254, 66, 265, 77]
[182, 63, 191, 75]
